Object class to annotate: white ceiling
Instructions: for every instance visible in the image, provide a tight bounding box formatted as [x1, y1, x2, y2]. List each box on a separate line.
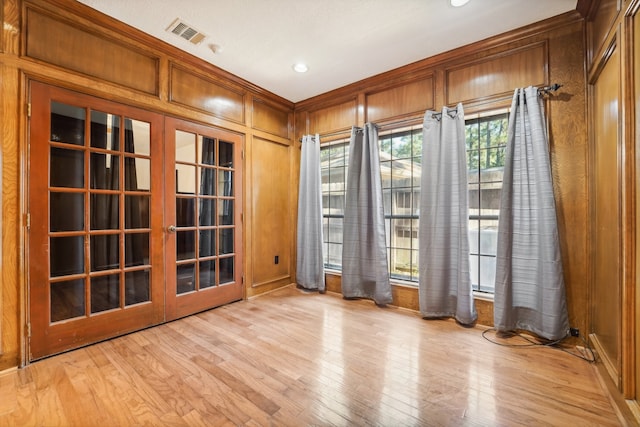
[77, 0, 578, 103]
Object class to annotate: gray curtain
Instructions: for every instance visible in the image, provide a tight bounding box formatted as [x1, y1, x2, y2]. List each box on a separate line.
[494, 86, 569, 341]
[296, 134, 325, 292]
[419, 104, 477, 325]
[342, 124, 392, 305]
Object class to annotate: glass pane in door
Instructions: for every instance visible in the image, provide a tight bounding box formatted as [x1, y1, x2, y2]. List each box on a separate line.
[50, 279, 85, 322]
[91, 274, 120, 313]
[51, 102, 85, 145]
[50, 192, 84, 232]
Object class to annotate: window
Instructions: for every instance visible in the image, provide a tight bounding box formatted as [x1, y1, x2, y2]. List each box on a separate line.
[466, 112, 508, 293]
[320, 114, 507, 294]
[321, 142, 348, 269]
[379, 128, 422, 282]
[320, 127, 422, 283]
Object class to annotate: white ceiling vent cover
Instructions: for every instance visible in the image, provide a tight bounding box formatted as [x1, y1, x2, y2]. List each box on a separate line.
[166, 18, 207, 45]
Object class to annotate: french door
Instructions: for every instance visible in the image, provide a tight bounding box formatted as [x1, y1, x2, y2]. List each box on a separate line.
[28, 83, 243, 359]
[164, 118, 243, 320]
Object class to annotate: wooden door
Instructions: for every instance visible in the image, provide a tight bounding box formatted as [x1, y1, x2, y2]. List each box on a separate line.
[164, 117, 243, 320]
[28, 82, 165, 359]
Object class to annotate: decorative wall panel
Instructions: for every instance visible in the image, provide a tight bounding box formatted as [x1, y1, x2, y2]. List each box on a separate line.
[446, 43, 547, 105]
[170, 65, 245, 123]
[366, 77, 434, 123]
[309, 99, 357, 135]
[252, 99, 290, 139]
[25, 7, 159, 95]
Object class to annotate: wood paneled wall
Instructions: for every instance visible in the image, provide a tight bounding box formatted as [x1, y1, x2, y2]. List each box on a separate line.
[584, 0, 640, 423]
[0, 0, 294, 370]
[295, 13, 588, 331]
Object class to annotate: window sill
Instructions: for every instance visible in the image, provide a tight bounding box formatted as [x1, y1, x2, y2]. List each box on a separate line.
[325, 269, 495, 300]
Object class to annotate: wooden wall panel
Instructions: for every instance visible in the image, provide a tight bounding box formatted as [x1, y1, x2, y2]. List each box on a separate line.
[548, 24, 590, 345]
[24, 7, 158, 95]
[170, 65, 245, 124]
[0, 62, 20, 367]
[309, 99, 357, 135]
[251, 137, 291, 287]
[589, 0, 619, 61]
[592, 42, 621, 386]
[366, 77, 434, 123]
[294, 111, 308, 143]
[0, 0, 4, 54]
[446, 44, 547, 105]
[252, 99, 290, 139]
[634, 3, 640, 406]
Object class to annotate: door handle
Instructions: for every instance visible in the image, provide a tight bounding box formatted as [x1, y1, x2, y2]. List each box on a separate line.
[167, 225, 177, 233]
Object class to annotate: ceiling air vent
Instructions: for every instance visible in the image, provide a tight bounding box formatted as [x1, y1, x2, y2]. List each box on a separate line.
[166, 18, 207, 45]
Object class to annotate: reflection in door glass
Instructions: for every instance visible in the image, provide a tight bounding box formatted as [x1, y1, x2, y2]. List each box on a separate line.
[218, 170, 232, 197]
[176, 164, 196, 195]
[91, 153, 120, 190]
[177, 230, 196, 260]
[176, 198, 196, 227]
[51, 102, 85, 145]
[219, 228, 234, 254]
[219, 141, 233, 167]
[125, 233, 150, 267]
[200, 137, 215, 165]
[177, 264, 195, 294]
[199, 198, 215, 227]
[199, 260, 215, 289]
[90, 111, 120, 150]
[91, 234, 120, 271]
[50, 192, 84, 232]
[50, 236, 84, 277]
[219, 257, 234, 284]
[91, 274, 120, 313]
[124, 119, 150, 155]
[218, 199, 233, 225]
[50, 148, 84, 188]
[90, 194, 119, 230]
[199, 229, 216, 257]
[176, 130, 196, 163]
[125, 269, 150, 305]
[51, 279, 85, 322]
[200, 167, 216, 196]
[125, 158, 150, 191]
[125, 195, 150, 229]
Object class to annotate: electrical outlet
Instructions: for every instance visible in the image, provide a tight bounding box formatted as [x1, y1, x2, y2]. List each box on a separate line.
[570, 327, 580, 337]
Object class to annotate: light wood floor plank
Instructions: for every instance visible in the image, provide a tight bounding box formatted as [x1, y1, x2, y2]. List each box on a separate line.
[0, 285, 622, 426]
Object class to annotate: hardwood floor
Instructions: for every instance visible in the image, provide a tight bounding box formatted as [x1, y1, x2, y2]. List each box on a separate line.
[0, 285, 621, 426]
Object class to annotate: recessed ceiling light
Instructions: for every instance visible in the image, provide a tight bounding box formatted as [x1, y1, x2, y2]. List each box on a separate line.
[293, 63, 309, 73]
[450, 0, 470, 6]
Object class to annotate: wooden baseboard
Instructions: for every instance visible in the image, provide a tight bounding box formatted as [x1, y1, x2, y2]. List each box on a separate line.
[590, 333, 620, 387]
[627, 399, 640, 425]
[0, 366, 18, 377]
[590, 333, 637, 426]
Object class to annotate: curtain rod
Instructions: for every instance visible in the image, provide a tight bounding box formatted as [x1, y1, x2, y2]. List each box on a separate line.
[299, 83, 563, 142]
